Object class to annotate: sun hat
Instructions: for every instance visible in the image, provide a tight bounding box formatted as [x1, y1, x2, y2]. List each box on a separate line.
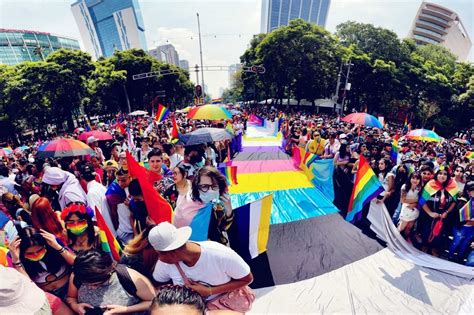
[86, 136, 98, 144]
[0, 265, 47, 314]
[148, 222, 192, 252]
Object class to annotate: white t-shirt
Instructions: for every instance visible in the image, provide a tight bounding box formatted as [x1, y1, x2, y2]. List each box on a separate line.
[117, 187, 133, 235]
[153, 241, 250, 299]
[87, 180, 116, 236]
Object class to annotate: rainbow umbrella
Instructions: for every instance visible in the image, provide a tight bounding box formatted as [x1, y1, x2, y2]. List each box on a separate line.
[36, 138, 95, 158]
[341, 113, 383, 129]
[78, 130, 113, 142]
[405, 129, 441, 142]
[187, 104, 232, 121]
[454, 138, 470, 145]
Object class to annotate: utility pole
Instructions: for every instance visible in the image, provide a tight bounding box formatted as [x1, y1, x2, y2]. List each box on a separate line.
[341, 59, 353, 114]
[197, 13, 205, 99]
[333, 62, 343, 114]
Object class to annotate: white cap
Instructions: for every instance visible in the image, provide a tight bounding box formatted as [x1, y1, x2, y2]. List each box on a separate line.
[87, 136, 98, 144]
[0, 266, 47, 314]
[148, 222, 192, 252]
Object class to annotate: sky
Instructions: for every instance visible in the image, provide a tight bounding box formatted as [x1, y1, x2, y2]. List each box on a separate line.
[0, 0, 473, 98]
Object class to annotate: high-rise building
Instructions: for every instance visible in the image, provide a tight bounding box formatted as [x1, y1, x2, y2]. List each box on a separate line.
[149, 44, 180, 67]
[260, 0, 331, 33]
[408, 2, 471, 60]
[71, 0, 147, 59]
[0, 29, 80, 65]
[179, 59, 189, 70]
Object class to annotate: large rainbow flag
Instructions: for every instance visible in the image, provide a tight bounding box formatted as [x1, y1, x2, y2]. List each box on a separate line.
[419, 178, 458, 207]
[95, 206, 122, 261]
[346, 155, 384, 222]
[155, 104, 170, 123]
[459, 199, 473, 222]
[218, 166, 238, 185]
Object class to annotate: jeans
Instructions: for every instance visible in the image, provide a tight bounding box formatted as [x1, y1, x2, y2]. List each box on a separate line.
[466, 250, 474, 266]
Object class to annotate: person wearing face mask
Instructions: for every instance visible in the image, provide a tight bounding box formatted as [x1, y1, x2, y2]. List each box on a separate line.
[178, 146, 206, 180]
[8, 226, 76, 300]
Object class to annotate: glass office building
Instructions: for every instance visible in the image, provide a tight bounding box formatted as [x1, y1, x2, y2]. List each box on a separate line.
[0, 29, 80, 66]
[71, 0, 147, 59]
[261, 0, 331, 33]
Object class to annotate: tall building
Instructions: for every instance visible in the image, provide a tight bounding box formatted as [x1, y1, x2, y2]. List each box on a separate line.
[71, 0, 147, 59]
[149, 44, 180, 66]
[260, 0, 331, 33]
[228, 63, 242, 84]
[179, 59, 189, 70]
[0, 29, 80, 65]
[408, 2, 471, 60]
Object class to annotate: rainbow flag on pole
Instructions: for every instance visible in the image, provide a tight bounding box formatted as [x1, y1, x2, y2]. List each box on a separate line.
[95, 206, 122, 261]
[346, 155, 384, 222]
[390, 134, 399, 164]
[211, 98, 223, 104]
[155, 104, 170, 123]
[459, 199, 473, 222]
[218, 166, 238, 185]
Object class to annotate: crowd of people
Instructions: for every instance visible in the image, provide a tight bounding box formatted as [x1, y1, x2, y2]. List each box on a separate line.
[0, 105, 473, 314]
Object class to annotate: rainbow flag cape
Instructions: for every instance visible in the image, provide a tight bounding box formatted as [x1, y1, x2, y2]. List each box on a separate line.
[459, 199, 473, 222]
[95, 206, 122, 261]
[228, 195, 273, 260]
[155, 104, 170, 123]
[390, 134, 399, 164]
[419, 179, 458, 207]
[346, 155, 384, 222]
[211, 98, 223, 104]
[218, 166, 238, 185]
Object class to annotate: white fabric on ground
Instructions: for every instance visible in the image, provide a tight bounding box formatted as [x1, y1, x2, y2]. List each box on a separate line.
[249, 248, 473, 314]
[368, 201, 474, 279]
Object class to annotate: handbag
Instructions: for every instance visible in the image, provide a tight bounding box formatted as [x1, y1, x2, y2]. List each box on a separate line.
[175, 263, 255, 313]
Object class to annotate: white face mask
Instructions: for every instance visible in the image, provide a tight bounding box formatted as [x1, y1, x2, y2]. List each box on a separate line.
[199, 188, 220, 204]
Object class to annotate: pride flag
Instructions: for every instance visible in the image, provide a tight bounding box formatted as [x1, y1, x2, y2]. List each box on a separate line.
[459, 199, 473, 222]
[229, 195, 273, 260]
[155, 104, 170, 123]
[346, 155, 384, 222]
[115, 122, 126, 135]
[465, 151, 474, 160]
[171, 114, 179, 139]
[211, 98, 223, 104]
[419, 178, 458, 207]
[226, 121, 234, 135]
[218, 166, 238, 185]
[126, 151, 173, 224]
[95, 206, 122, 261]
[390, 134, 399, 164]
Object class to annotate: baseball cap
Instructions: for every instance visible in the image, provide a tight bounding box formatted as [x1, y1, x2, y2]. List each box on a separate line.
[103, 160, 118, 169]
[87, 136, 98, 144]
[148, 222, 192, 252]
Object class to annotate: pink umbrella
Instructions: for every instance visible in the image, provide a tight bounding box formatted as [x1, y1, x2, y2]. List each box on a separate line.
[78, 131, 113, 142]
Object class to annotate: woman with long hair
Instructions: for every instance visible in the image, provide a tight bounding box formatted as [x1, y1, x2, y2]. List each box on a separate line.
[333, 143, 353, 216]
[8, 226, 76, 299]
[120, 225, 158, 282]
[375, 158, 395, 215]
[66, 249, 155, 314]
[2, 192, 31, 224]
[418, 168, 458, 256]
[60, 203, 100, 253]
[31, 197, 67, 244]
[398, 172, 422, 240]
[163, 164, 191, 210]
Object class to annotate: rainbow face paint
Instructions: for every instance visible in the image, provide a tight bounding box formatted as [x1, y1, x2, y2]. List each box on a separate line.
[66, 220, 88, 236]
[25, 247, 47, 262]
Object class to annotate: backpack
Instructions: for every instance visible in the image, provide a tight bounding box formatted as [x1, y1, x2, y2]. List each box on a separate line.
[115, 264, 138, 298]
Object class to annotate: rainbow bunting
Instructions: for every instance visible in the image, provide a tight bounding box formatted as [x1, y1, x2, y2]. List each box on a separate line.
[155, 104, 170, 123]
[218, 166, 238, 185]
[459, 199, 473, 222]
[95, 206, 122, 261]
[419, 178, 458, 207]
[346, 155, 384, 222]
[390, 134, 399, 164]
